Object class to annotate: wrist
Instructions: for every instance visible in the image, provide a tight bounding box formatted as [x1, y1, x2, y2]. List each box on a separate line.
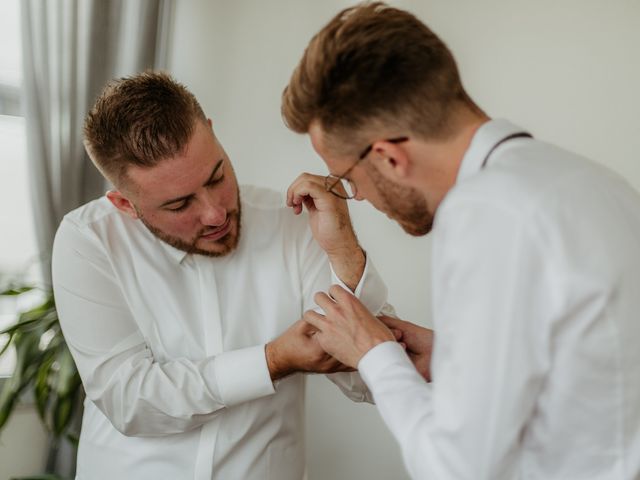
[265, 340, 293, 381]
[327, 244, 365, 271]
[328, 246, 366, 292]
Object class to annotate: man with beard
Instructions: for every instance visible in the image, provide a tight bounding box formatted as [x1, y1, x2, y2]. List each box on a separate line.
[51, 71, 394, 479]
[283, 2, 640, 479]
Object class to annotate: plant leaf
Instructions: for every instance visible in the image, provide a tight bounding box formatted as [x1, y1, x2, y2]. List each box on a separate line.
[35, 353, 55, 423]
[0, 317, 42, 336]
[0, 330, 16, 356]
[0, 286, 36, 296]
[53, 347, 80, 398]
[0, 386, 18, 430]
[65, 432, 79, 447]
[52, 396, 73, 435]
[0, 287, 83, 443]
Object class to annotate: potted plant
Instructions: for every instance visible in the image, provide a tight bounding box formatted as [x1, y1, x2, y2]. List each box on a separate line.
[0, 282, 83, 480]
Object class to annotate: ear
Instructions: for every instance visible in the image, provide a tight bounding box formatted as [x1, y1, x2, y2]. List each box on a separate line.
[106, 190, 139, 219]
[369, 140, 413, 184]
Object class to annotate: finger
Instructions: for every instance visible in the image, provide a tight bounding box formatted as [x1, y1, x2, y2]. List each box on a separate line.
[303, 309, 328, 331]
[298, 318, 319, 336]
[302, 195, 316, 212]
[325, 358, 344, 371]
[287, 176, 311, 211]
[377, 314, 405, 329]
[320, 355, 355, 373]
[313, 291, 339, 315]
[286, 173, 320, 201]
[286, 175, 305, 207]
[328, 284, 355, 304]
[333, 364, 357, 373]
[289, 193, 304, 215]
[390, 327, 403, 341]
[288, 176, 319, 201]
[289, 176, 337, 208]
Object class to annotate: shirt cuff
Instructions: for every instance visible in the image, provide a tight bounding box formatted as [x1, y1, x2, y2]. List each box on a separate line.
[210, 344, 275, 407]
[358, 341, 413, 388]
[330, 253, 387, 315]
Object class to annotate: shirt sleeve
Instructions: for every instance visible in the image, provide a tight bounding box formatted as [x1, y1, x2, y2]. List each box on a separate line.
[357, 197, 552, 479]
[298, 223, 394, 404]
[52, 219, 274, 437]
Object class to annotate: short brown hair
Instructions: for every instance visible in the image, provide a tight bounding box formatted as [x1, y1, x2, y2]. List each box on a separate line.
[282, 2, 479, 153]
[84, 71, 206, 186]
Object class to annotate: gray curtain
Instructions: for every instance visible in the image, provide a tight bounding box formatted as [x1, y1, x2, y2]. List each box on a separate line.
[20, 0, 172, 475]
[21, 0, 172, 286]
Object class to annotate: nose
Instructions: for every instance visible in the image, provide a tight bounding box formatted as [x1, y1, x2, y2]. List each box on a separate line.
[199, 196, 227, 227]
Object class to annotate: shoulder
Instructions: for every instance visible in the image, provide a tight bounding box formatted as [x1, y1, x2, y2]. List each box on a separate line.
[240, 184, 287, 210]
[240, 184, 310, 230]
[239, 184, 313, 250]
[61, 196, 118, 229]
[52, 198, 121, 280]
[442, 140, 612, 221]
[435, 139, 640, 265]
[55, 197, 116, 246]
[53, 196, 142, 258]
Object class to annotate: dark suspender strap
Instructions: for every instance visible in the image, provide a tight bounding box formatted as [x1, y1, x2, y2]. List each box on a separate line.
[480, 132, 533, 169]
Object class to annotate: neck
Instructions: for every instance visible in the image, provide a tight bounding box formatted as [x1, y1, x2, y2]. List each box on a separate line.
[416, 111, 490, 213]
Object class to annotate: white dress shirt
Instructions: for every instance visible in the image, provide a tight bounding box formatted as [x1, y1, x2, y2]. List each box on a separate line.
[358, 119, 640, 479]
[52, 185, 388, 480]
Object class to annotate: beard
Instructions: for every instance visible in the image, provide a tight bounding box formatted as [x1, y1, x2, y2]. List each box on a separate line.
[137, 194, 243, 258]
[365, 165, 433, 236]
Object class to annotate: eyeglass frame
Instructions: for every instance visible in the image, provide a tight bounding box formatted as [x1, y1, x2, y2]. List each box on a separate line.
[324, 136, 409, 200]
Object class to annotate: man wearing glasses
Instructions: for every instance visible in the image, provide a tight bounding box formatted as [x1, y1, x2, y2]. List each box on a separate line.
[283, 2, 640, 479]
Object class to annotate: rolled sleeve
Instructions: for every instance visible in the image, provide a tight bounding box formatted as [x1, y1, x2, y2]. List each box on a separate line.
[330, 254, 388, 315]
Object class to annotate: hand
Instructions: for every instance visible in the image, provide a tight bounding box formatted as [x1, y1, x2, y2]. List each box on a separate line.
[303, 285, 395, 368]
[287, 173, 365, 290]
[265, 319, 353, 381]
[379, 315, 434, 381]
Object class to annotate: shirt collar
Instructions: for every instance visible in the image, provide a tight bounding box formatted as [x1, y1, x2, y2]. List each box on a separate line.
[456, 118, 527, 184]
[158, 239, 190, 264]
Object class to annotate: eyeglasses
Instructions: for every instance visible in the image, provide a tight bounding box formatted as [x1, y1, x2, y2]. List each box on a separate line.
[324, 136, 409, 200]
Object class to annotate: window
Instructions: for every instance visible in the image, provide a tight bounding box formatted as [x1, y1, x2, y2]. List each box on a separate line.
[0, 0, 40, 377]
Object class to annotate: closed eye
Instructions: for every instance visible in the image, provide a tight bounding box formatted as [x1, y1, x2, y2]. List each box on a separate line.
[205, 174, 224, 188]
[166, 199, 191, 212]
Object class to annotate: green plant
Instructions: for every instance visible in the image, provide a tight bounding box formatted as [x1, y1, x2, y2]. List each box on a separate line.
[0, 283, 83, 479]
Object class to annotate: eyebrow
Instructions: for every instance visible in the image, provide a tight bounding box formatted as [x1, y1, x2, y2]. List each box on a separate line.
[159, 158, 224, 207]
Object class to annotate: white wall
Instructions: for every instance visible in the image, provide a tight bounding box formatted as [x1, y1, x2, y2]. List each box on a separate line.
[167, 1, 640, 479]
[0, 404, 48, 478]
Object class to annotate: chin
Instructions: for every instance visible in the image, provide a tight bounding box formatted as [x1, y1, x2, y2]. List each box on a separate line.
[399, 220, 432, 237]
[196, 222, 241, 257]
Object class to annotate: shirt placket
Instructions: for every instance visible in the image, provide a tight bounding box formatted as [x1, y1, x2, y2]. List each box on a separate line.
[194, 258, 224, 480]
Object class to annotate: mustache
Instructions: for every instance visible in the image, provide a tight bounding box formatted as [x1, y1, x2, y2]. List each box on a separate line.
[185, 209, 240, 255]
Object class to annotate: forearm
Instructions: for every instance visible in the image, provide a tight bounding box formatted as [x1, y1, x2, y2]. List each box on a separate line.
[327, 244, 366, 292]
[74, 340, 274, 436]
[329, 254, 389, 315]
